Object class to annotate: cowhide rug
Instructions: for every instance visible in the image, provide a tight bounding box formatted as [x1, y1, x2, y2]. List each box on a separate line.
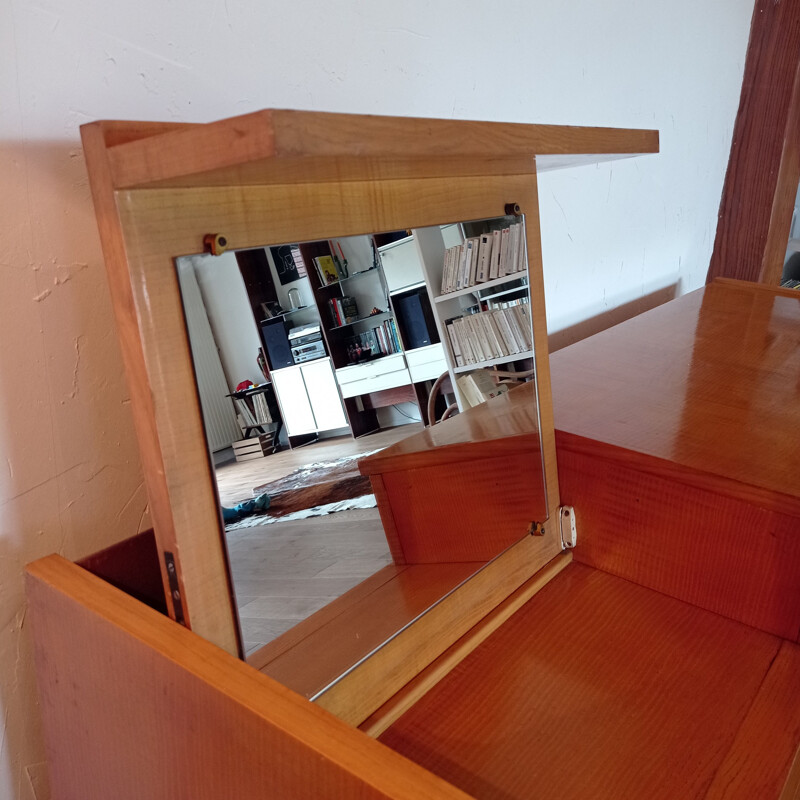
[224, 451, 378, 531]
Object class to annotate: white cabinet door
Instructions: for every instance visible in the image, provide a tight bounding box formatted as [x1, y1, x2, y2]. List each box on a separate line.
[379, 235, 425, 293]
[271, 365, 316, 436]
[301, 358, 348, 432]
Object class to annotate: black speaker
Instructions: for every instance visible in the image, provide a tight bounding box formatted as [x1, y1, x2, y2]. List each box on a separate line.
[261, 318, 294, 370]
[394, 289, 439, 350]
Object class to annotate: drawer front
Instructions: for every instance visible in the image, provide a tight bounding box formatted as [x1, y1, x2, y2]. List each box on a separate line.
[405, 343, 447, 383]
[336, 353, 406, 386]
[338, 366, 411, 398]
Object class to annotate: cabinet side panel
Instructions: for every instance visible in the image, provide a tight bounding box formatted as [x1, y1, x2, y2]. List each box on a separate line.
[381, 450, 544, 563]
[559, 444, 800, 640]
[26, 556, 469, 800]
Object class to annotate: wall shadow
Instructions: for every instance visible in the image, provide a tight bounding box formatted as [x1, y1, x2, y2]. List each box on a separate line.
[548, 283, 679, 353]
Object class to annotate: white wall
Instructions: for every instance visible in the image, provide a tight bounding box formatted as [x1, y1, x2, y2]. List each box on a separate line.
[1, 1, 752, 797]
[189, 252, 265, 390]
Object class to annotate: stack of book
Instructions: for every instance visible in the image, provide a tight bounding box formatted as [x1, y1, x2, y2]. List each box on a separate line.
[349, 318, 402, 357]
[439, 221, 526, 295]
[456, 370, 510, 408]
[445, 301, 532, 368]
[251, 392, 272, 424]
[328, 296, 359, 326]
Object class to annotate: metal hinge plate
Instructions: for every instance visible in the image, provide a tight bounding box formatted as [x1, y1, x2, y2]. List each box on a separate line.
[558, 506, 577, 550]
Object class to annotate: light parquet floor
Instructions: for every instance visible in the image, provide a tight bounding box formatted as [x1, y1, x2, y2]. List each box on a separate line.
[217, 425, 423, 655]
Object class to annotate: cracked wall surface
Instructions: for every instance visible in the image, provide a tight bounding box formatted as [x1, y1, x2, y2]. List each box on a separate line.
[0, 0, 754, 797]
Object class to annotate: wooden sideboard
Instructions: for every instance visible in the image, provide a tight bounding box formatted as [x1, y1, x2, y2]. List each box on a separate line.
[28, 110, 800, 798]
[26, 278, 800, 798]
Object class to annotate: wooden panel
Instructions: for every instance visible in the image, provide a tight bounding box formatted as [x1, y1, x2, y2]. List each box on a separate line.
[381, 449, 544, 563]
[102, 109, 658, 189]
[246, 565, 408, 671]
[77, 529, 166, 614]
[705, 640, 800, 800]
[360, 381, 538, 474]
[315, 531, 563, 726]
[557, 440, 800, 640]
[257, 563, 482, 699]
[522, 168, 560, 518]
[550, 280, 800, 511]
[707, 1, 800, 284]
[80, 122, 241, 655]
[369, 474, 407, 564]
[360, 552, 572, 738]
[117, 173, 542, 255]
[97, 119, 196, 148]
[380, 564, 787, 800]
[27, 555, 469, 800]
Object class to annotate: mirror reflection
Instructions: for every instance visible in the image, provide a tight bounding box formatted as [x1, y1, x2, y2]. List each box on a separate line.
[176, 216, 545, 695]
[782, 182, 800, 288]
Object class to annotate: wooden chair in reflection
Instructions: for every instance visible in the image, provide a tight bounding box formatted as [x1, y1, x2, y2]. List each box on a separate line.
[427, 366, 535, 425]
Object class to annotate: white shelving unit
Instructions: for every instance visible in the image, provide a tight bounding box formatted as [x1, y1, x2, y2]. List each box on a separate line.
[412, 218, 535, 411]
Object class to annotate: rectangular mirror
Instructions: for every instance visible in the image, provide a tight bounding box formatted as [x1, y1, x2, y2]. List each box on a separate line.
[174, 214, 548, 698]
[79, 109, 659, 719]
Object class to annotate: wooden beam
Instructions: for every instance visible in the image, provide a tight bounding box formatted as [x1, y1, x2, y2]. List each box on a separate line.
[707, 1, 800, 284]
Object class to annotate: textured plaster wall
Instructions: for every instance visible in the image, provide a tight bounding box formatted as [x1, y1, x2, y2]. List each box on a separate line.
[1, 1, 752, 797]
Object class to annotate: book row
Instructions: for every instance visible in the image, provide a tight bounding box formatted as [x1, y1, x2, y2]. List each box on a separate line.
[445, 302, 532, 367]
[327, 295, 360, 326]
[440, 222, 526, 295]
[346, 318, 402, 361]
[456, 370, 510, 409]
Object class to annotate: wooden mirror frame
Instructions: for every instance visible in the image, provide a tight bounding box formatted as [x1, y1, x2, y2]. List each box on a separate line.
[80, 111, 658, 709]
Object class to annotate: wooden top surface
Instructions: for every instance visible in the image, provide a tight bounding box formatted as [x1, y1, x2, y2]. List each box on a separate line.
[551, 279, 800, 506]
[250, 562, 482, 699]
[359, 381, 539, 475]
[380, 562, 800, 799]
[84, 109, 658, 190]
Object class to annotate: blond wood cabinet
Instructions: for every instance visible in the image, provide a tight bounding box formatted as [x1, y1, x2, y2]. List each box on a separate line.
[25, 109, 800, 799]
[47, 111, 800, 800]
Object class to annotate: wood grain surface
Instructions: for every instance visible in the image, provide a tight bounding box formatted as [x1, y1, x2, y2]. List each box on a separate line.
[707, 1, 800, 285]
[81, 121, 242, 655]
[27, 555, 471, 800]
[551, 280, 800, 638]
[551, 279, 800, 508]
[558, 442, 800, 640]
[256, 562, 482, 698]
[314, 531, 563, 726]
[102, 109, 658, 190]
[704, 640, 800, 800]
[359, 381, 550, 564]
[380, 563, 793, 800]
[380, 449, 544, 563]
[359, 552, 572, 738]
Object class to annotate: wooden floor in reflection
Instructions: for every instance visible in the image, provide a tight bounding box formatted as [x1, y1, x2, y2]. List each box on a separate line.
[215, 424, 423, 654]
